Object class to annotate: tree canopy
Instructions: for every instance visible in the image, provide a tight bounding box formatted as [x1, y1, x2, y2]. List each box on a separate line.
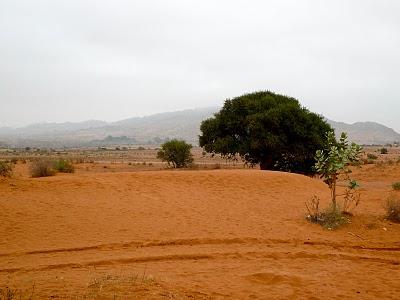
[199, 91, 332, 174]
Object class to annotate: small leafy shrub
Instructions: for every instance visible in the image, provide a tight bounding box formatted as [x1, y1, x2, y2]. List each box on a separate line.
[392, 182, 400, 191]
[157, 139, 193, 168]
[0, 161, 13, 177]
[309, 132, 362, 229]
[380, 148, 388, 154]
[53, 159, 75, 173]
[384, 196, 400, 223]
[367, 153, 378, 160]
[315, 132, 362, 212]
[10, 157, 18, 164]
[30, 159, 55, 178]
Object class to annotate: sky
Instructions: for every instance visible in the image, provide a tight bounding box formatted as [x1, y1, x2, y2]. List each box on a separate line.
[1, 0, 399, 131]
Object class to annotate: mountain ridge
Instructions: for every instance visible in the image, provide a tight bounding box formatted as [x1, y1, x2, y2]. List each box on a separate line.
[1, 108, 399, 147]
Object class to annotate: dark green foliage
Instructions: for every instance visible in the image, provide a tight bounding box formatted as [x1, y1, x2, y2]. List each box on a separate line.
[199, 91, 332, 174]
[30, 159, 55, 178]
[157, 139, 193, 168]
[53, 159, 75, 173]
[0, 161, 13, 177]
[367, 153, 378, 160]
[380, 148, 388, 154]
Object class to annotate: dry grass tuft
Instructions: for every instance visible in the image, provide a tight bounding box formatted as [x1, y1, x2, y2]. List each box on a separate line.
[0, 161, 13, 177]
[385, 196, 400, 223]
[30, 159, 55, 178]
[392, 182, 400, 191]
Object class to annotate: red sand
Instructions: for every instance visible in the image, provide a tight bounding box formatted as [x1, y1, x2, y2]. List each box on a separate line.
[1, 166, 400, 299]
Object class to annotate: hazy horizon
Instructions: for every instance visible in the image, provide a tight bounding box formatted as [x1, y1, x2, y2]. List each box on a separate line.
[1, 105, 400, 134]
[1, 1, 399, 131]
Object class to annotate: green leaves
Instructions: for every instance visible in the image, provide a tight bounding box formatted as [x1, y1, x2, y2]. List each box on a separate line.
[315, 132, 362, 180]
[315, 131, 362, 205]
[199, 91, 332, 174]
[157, 139, 193, 168]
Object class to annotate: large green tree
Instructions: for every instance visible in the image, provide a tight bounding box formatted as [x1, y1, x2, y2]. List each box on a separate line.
[199, 91, 332, 174]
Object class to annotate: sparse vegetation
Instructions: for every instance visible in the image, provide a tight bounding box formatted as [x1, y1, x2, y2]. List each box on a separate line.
[384, 196, 400, 223]
[0, 286, 17, 300]
[392, 182, 400, 191]
[315, 132, 362, 212]
[380, 147, 388, 154]
[367, 153, 378, 160]
[306, 196, 349, 229]
[157, 139, 193, 168]
[319, 204, 349, 229]
[30, 159, 55, 178]
[309, 132, 362, 229]
[53, 159, 75, 173]
[0, 161, 13, 177]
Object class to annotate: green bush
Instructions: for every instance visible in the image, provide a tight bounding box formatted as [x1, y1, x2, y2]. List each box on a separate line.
[392, 182, 400, 191]
[53, 159, 75, 173]
[0, 161, 13, 177]
[30, 159, 55, 178]
[380, 148, 388, 154]
[157, 139, 193, 168]
[385, 196, 400, 223]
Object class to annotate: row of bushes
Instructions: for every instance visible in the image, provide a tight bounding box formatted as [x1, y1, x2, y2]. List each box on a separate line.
[30, 158, 75, 177]
[0, 159, 75, 178]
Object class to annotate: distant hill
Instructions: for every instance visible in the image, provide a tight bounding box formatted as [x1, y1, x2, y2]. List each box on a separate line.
[0, 107, 399, 147]
[327, 120, 400, 145]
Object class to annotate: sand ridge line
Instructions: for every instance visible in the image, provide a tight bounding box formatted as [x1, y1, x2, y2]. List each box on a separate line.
[1, 236, 400, 259]
[1, 247, 399, 274]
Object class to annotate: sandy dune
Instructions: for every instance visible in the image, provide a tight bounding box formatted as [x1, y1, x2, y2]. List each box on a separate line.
[1, 167, 400, 299]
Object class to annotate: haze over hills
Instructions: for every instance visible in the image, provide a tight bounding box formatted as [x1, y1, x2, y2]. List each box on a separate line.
[0, 107, 399, 147]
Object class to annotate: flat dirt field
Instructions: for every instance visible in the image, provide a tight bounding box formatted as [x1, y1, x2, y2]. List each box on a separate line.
[1, 162, 400, 299]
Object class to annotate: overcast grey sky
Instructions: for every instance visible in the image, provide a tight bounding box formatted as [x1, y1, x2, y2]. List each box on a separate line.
[1, 0, 399, 130]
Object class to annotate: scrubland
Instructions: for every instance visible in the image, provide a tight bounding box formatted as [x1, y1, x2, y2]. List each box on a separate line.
[0, 146, 399, 299]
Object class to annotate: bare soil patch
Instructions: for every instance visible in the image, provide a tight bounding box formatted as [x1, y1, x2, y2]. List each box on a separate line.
[1, 165, 400, 299]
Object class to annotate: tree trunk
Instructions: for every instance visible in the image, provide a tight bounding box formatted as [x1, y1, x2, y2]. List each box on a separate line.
[332, 176, 337, 210]
[259, 158, 274, 170]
